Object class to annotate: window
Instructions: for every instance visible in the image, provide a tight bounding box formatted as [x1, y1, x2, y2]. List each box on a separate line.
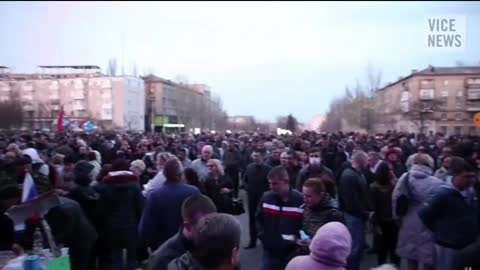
[419, 89, 434, 99]
[457, 90, 463, 97]
[441, 90, 448, 97]
[420, 79, 434, 86]
[103, 109, 112, 115]
[469, 126, 477, 136]
[440, 126, 448, 135]
[455, 126, 462, 135]
[74, 80, 84, 89]
[49, 81, 59, 90]
[455, 113, 463, 121]
[441, 113, 447, 120]
[456, 97, 463, 109]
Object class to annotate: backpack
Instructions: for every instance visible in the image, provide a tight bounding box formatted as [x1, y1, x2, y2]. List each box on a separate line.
[396, 173, 411, 217]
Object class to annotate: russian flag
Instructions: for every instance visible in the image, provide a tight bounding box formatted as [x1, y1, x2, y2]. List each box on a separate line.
[22, 173, 38, 203]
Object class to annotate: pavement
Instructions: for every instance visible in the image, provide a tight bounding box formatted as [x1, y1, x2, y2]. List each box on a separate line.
[236, 189, 378, 270]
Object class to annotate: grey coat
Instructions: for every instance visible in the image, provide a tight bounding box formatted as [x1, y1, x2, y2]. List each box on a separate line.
[392, 164, 443, 267]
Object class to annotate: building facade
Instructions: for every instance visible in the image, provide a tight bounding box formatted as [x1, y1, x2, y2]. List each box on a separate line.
[0, 66, 145, 131]
[144, 75, 226, 132]
[373, 66, 480, 135]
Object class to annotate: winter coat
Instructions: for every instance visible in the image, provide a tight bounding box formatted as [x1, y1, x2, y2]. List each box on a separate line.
[287, 165, 302, 189]
[418, 182, 478, 250]
[370, 181, 396, 222]
[243, 163, 271, 196]
[98, 171, 144, 247]
[204, 174, 234, 213]
[138, 181, 199, 250]
[285, 222, 351, 270]
[147, 231, 193, 270]
[337, 166, 371, 219]
[68, 185, 108, 236]
[256, 190, 304, 256]
[302, 196, 345, 238]
[223, 149, 242, 171]
[391, 164, 443, 266]
[433, 167, 449, 182]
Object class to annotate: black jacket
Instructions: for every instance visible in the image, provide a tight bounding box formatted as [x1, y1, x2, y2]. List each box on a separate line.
[286, 165, 302, 189]
[147, 231, 193, 270]
[302, 197, 345, 237]
[337, 166, 371, 219]
[243, 163, 271, 196]
[256, 190, 304, 256]
[223, 149, 242, 171]
[204, 175, 234, 213]
[97, 172, 144, 246]
[68, 185, 108, 235]
[418, 186, 478, 250]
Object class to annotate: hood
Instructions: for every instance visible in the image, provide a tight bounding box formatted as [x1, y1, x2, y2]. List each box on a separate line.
[23, 148, 43, 164]
[103, 171, 138, 184]
[309, 221, 351, 268]
[409, 164, 433, 179]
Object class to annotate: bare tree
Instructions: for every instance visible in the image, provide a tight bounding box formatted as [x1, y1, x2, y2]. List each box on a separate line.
[405, 98, 445, 134]
[108, 58, 117, 76]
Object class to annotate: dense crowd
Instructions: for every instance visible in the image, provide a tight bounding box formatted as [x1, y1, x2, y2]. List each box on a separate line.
[0, 130, 479, 270]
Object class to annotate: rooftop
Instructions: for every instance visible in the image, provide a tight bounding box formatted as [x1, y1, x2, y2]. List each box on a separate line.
[38, 65, 101, 69]
[378, 65, 480, 91]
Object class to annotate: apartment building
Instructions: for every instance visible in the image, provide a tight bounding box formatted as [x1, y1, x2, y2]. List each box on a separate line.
[0, 66, 145, 131]
[373, 66, 480, 135]
[143, 75, 226, 132]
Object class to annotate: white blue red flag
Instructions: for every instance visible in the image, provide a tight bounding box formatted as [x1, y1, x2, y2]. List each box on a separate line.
[21, 172, 38, 203]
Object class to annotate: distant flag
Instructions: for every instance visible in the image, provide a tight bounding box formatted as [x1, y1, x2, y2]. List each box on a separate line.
[57, 107, 64, 132]
[22, 172, 38, 203]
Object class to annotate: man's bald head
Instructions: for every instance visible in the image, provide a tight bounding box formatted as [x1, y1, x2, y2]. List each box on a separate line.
[201, 145, 214, 161]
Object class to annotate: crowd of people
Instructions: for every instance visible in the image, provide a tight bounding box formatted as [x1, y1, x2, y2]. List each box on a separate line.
[0, 129, 479, 270]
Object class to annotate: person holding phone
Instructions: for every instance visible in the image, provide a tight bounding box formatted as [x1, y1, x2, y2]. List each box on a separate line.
[296, 177, 344, 252]
[256, 166, 304, 270]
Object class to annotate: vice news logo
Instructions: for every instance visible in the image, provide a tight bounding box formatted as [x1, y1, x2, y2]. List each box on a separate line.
[425, 15, 466, 51]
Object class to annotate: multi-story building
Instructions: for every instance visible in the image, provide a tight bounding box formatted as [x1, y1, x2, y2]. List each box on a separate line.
[373, 66, 480, 135]
[0, 66, 145, 131]
[144, 75, 226, 132]
[226, 116, 256, 132]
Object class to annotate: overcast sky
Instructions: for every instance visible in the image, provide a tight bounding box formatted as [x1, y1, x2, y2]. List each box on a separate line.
[1, 1, 479, 123]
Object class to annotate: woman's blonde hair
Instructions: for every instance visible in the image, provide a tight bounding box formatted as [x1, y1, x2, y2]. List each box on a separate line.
[208, 159, 224, 176]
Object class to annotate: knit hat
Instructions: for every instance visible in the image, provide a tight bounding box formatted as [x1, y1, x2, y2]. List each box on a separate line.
[74, 161, 95, 186]
[130, 159, 146, 172]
